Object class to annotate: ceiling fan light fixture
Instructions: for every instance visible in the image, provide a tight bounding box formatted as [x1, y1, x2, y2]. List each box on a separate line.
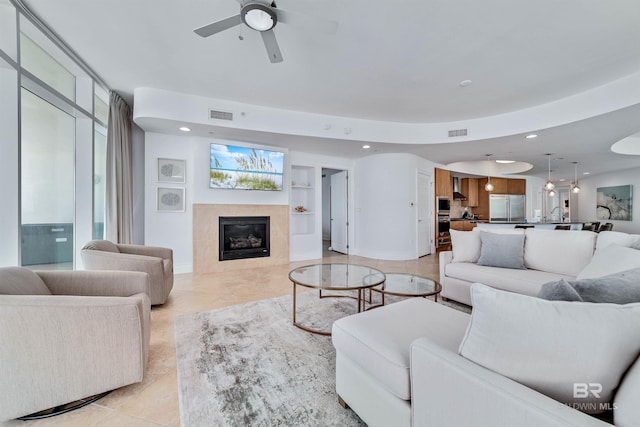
[242, 3, 277, 31]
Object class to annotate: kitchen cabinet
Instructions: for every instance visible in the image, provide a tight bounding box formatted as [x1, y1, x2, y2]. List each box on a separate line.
[489, 177, 508, 194]
[508, 178, 526, 195]
[450, 220, 478, 231]
[435, 168, 452, 199]
[460, 178, 479, 207]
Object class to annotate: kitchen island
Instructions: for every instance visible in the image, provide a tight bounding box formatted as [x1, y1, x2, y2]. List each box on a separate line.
[476, 222, 586, 231]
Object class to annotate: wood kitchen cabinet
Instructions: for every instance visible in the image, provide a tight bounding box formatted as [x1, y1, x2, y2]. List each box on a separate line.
[435, 168, 452, 198]
[489, 177, 508, 194]
[450, 220, 478, 231]
[460, 178, 479, 207]
[476, 178, 490, 220]
[508, 178, 526, 195]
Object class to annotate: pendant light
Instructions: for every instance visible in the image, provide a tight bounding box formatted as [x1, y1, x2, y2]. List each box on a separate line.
[484, 154, 494, 191]
[571, 161, 581, 193]
[544, 154, 555, 192]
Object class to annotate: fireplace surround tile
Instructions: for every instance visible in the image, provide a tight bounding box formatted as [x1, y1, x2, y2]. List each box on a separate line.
[193, 204, 289, 274]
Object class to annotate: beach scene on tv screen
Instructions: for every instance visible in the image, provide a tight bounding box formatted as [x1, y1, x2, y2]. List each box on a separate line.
[210, 144, 284, 191]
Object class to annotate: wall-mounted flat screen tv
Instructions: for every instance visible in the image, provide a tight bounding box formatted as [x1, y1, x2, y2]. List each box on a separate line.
[210, 143, 284, 191]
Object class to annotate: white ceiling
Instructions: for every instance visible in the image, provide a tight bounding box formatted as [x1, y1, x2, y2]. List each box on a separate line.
[21, 0, 640, 180]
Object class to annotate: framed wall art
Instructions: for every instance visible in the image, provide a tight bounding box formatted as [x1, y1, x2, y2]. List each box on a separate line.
[158, 158, 186, 183]
[596, 185, 633, 221]
[157, 187, 185, 212]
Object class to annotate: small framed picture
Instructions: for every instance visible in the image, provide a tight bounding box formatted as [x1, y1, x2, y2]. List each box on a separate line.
[157, 187, 185, 212]
[158, 158, 186, 183]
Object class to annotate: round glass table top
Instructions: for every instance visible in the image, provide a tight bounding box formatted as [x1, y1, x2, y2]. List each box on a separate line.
[371, 273, 441, 297]
[288, 263, 386, 290]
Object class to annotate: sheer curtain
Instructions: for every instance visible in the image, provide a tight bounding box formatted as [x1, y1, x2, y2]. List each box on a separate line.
[105, 92, 133, 243]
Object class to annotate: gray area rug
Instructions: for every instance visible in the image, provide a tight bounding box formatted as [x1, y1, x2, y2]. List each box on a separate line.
[175, 291, 470, 426]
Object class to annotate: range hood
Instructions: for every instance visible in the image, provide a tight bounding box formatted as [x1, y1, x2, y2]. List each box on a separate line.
[452, 177, 467, 200]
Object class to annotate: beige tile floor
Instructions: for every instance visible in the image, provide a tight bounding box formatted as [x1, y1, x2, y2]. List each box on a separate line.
[2, 249, 440, 427]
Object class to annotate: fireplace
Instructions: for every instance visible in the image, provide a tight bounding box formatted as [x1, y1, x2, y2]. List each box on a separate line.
[219, 216, 270, 261]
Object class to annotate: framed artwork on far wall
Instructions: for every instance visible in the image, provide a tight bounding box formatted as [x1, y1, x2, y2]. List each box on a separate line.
[158, 158, 186, 183]
[157, 187, 185, 212]
[596, 185, 633, 221]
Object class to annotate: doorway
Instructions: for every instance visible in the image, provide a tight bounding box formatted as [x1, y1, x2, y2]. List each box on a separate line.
[417, 172, 433, 257]
[322, 168, 349, 256]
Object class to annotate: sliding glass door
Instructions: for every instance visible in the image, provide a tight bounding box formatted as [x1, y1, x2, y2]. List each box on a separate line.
[20, 88, 75, 268]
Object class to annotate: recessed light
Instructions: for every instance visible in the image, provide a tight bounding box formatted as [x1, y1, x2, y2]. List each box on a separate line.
[495, 160, 515, 164]
[362, 145, 371, 149]
[525, 134, 538, 139]
[179, 126, 191, 132]
[583, 172, 590, 175]
[459, 79, 472, 87]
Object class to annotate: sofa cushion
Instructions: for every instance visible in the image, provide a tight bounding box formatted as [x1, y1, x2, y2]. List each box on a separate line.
[523, 229, 596, 276]
[450, 228, 525, 264]
[0, 267, 52, 295]
[595, 231, 640, 253]
[332, 298, 470, 401]
[450, 229, 481, 263]
[459, 283, 640, 414]
[82, 240, 120, 253]
[577, 244, 640, 280]
[538, 268, 640, 303]
[614, 355, 640, 426]
[477, 231, 525, 269]
[445, 262, 572, 297]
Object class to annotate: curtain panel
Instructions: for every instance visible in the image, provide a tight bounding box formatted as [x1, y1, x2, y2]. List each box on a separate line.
[105, 92, 134, 244]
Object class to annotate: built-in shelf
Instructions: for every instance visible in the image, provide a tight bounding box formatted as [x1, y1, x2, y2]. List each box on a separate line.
[290, 165, 315, 236]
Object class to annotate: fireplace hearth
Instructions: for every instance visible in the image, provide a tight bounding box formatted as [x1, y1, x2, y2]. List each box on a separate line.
[219, 216, 270, 261]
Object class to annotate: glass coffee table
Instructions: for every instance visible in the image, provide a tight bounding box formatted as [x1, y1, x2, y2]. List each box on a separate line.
[288, 263, 386, 335]
[367, 273, 442, 309]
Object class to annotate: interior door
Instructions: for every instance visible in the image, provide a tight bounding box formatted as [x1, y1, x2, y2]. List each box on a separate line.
[417, 172, 432, 257]
[330, 170, 348, 254]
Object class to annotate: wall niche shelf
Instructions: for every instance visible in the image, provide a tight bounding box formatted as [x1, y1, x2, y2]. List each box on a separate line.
[290, 165, 315, 236]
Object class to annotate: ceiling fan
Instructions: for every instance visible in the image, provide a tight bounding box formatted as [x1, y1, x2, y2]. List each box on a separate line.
[194, 0, 338, 63]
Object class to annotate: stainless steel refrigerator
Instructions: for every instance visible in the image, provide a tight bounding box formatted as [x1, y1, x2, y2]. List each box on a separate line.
[489, 194, 526, 222]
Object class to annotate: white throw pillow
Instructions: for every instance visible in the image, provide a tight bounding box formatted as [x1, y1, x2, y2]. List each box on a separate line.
[450, 227, 525, 264]
[458, 283, 640, 414]
[450, 229, 481, 263]
[577, 244, 640, 280]
[595, 231, 640, 253]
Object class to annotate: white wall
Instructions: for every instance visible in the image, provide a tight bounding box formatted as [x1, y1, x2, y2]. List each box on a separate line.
[575, 166, 640, 233]
[354, 153, 435, 260]
[146, 133, 359, 269]
[145, 132, 292, 273]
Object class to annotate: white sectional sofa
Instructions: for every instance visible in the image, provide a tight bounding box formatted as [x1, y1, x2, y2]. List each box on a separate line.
[332, 230, 640, 427]
[440, 229, 640, 305]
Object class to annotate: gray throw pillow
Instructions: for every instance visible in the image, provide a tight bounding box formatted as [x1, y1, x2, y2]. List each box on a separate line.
[477, 231, 525, 269]
[538, 267, 640, 304]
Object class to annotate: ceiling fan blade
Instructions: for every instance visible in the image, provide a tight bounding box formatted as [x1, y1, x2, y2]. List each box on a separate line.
[261, 29, 283, 63]
[194, 14, 242, 37]
[275, 9, 338, 34]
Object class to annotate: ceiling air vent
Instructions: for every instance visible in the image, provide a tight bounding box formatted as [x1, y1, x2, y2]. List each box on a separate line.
[448, 129, 468, 137]
[209, 109, 233, 121]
